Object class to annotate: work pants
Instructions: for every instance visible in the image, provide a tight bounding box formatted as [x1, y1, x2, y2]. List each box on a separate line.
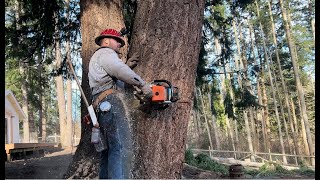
[97, 94, 133, 179]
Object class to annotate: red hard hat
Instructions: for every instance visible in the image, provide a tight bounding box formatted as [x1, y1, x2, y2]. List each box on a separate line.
[95, 29, 125, 47]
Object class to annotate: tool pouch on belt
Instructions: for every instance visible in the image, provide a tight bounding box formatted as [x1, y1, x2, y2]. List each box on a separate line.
[92, 89, 116, 110]
[82, 89, 116, 128]
[93, 90, 115, 152]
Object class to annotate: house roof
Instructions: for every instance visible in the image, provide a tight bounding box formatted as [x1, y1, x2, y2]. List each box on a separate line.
[5, 90, 27, 120]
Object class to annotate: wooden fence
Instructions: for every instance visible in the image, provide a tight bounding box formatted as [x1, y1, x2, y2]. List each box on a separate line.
[190, 148, 315, 167]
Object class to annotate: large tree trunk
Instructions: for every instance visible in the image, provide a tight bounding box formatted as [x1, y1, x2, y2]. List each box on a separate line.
[307, 0, 315, 41]
[37, 50, 44, 142]
[244, 111, 255, 161]
[66, 0, 204, 178]
[231, 20, 248, 151]
[225, 64, 237, 157]
[297, 98, 311, 162]
[248, 22, 266, 152]
[20, 63, 30, 143]
[260, 24, 287, 165]
[270, 60, 292, 155]
[249, 108, 258, 152]
[289, 97, 302, 155]
[278, 0, 314, 166]
[254, 0, 287, 164]
[42, 93, 47, 142]
[64, 0, 127, 178]
[254, 32, 272, 160]
[236, 22, 255, 162]
[220, 67, 236, 158]
[65, 0, 73, 148]
[208, 93, 220, 150]
[195, 109, 204, 148]
[126, 1, 205, 178]
[54, 11, 68, 147]
[267, 0, 299, 160]
[233, 120, 240, 157]
[231, 20, 242, 89]
[197, 88, 214, 151]
[28, 108, 37, 142]
[14, 0, 30, 143]
[66, 79, 73, 147]
[188, 110, 199, 148]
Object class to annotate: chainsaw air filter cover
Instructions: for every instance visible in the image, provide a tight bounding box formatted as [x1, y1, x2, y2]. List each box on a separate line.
[152, 85, 167, 102]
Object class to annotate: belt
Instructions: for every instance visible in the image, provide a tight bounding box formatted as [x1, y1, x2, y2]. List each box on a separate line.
[92, 89, 116, 110]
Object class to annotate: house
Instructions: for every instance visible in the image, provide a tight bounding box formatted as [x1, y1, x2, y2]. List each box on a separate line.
[5, 90, 27, 144]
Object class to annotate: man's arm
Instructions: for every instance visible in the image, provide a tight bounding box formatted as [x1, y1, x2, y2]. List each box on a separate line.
[99, 49, 146, 88]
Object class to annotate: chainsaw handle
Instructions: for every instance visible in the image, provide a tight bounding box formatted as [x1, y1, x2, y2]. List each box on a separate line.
[153, 80, 172, 88]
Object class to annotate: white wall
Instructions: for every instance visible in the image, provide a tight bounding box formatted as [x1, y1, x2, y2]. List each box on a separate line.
[5, 98, 21, 143]
[12, 115, 20, 143]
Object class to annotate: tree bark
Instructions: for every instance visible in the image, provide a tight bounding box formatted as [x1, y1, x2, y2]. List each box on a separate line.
[267, 0, 299, 159]
[197, 88, 214, 151]
[54, 11, 68, 147]
[248, 22, 266, 152]
[66, 0, 204, 178]
[249, 108, 258, 152]
[244, 111, 255, 161]
[222, 64, 236, 158]
[290, 97, 299, 141]
[65, 0, 73, 147]
[231, 20, 243, 89]
[290, 96, 304, 163]
[255, 0, 287, 164]
[253, 111, 260, 152]
[225, 63, 237, 157]
[14, 0, 30, 143]
[64, 0, 127, 178]
[254, 32, 272, 160]
[20, 64, 30, 143]
[189, 110, 199, 148]
[297, 97, 311, 162]
[38, 50, 44, 142]
[278, 0, 314, 166]
[195, 109, 204, 148]
[232, 20, 257, 160]
[42, 93, 47, 142]
[307, 0, 315, 41]
[66, 79, 73, 146]
[237, 22, 256, 162]
[127, 1, 205, 178]
[234, 120, 240, 157]
[270, 60, 292, 155]
[208, 93, 220, 150]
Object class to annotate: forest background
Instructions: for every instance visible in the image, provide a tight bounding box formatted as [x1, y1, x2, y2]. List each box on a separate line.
[5, 0, 315, 175]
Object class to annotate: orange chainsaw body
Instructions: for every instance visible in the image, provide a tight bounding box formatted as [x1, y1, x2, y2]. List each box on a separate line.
[151, 85, 167, 102]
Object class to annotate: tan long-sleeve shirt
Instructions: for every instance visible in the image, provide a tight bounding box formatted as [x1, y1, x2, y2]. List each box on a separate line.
[88, 47, 146, 96]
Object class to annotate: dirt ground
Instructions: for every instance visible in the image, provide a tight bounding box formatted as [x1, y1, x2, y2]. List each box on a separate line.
[5, 148, 225, 179]
[5, 147, 77, 179]
[5, 148, 315, 179]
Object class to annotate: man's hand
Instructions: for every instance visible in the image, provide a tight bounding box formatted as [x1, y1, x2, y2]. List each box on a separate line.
[141, 84, 153, 99]
[127, 52, 139, 69]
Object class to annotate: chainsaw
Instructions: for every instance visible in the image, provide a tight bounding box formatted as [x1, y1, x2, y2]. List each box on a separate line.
[134, 80, 179, 110]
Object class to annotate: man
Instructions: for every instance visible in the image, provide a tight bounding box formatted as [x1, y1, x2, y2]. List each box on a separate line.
[88, 28, 152, 179]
